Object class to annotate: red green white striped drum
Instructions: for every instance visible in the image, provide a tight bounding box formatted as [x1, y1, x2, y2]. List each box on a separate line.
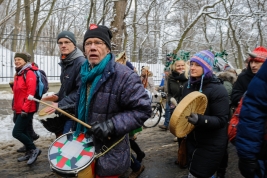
[48, 132, 95, 178]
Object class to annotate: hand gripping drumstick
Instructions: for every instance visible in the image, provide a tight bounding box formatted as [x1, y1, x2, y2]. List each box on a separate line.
[28, 95, 91, 129]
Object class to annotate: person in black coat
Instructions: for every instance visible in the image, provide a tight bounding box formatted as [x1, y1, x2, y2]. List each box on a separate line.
[183, 50, 229, 178]
[42, 31, 86, 137]
[231, 46, 267, 108]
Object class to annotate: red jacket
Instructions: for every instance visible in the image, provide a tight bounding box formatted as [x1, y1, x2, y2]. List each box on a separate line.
[12, 65, 38, 114]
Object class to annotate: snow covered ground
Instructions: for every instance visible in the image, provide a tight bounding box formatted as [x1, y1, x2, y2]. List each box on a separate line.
[0, 91, 52, 142]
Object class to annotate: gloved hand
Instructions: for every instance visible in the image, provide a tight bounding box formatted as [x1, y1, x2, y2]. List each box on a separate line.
[187, 113, 198, 125]
[21, 111, 28, 119]
[9, 81, 14, 89]
[86, 120, 115, 141]
[238, 158, 261, 178]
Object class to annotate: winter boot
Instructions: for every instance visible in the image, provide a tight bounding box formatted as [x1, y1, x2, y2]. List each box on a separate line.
[17, 150, 31, 162]
[17, 145, 26, 153]
[27, 148, 42, 165]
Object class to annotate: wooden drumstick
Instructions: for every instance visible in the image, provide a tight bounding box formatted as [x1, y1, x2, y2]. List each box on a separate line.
[28, 95, 91, 129]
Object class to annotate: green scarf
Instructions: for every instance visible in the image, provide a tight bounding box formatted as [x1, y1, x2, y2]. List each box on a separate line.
[74, 53, 111, 136]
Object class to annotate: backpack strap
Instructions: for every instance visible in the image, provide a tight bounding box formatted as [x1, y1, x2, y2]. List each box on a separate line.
[23, 68, 37, 81]
[23, 70, 28, 82]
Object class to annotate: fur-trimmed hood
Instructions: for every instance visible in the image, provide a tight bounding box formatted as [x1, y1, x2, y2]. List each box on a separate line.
[148, 70, 153, 77]
[217, 71, 237, 85]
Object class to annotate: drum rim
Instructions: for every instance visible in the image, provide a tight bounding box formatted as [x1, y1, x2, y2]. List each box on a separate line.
[48, 132, 95, 172]
[50, 157, 95, 174]
[169, 91, 207, 137]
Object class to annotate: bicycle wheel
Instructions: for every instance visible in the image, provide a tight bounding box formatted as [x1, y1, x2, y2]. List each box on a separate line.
[143, 103, 162, 128]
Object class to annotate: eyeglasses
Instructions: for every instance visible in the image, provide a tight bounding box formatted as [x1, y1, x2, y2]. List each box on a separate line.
[84, 41, 105, 47]
[57, 41, 72, 45]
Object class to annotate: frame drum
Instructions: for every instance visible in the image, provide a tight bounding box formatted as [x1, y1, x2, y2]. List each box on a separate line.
[169, 91, 207, 138]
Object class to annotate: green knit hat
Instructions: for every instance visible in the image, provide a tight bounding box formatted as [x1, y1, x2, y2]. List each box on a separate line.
[14, 52, 31, 62]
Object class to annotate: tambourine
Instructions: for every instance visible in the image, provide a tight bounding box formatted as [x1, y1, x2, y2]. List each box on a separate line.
[169, 91, 207, 138]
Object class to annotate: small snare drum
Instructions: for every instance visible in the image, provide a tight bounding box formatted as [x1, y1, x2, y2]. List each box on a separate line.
[48, 132, 95, 178]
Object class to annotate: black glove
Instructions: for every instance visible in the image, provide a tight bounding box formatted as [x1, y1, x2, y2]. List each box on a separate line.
[238, 158, 261, 178]
[86, 120, 115, 141]
[21, 111, 28, 119]
[187, 113, 198, 125]
[9, 81, 14, 89]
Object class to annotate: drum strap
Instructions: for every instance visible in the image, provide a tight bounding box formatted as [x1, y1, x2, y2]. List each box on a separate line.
[95, 135, 126, 159]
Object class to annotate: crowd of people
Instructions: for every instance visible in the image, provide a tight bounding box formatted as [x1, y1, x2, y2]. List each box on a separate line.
[9, 24, 267, 178]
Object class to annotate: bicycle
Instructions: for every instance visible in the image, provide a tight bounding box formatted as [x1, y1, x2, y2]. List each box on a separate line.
[143, 91, 167, 128]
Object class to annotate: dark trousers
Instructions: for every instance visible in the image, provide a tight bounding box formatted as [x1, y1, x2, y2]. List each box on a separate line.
[217, 142, 229, 176]
[163, 103, 171, 127]
[12, 113, 36, 151]
[129, 139, 142, 156]
[130, 154, 141, 172]
[13, 112, 36, 138]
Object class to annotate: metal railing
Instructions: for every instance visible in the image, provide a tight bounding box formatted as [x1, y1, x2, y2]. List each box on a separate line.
[0, 35, 168, 84]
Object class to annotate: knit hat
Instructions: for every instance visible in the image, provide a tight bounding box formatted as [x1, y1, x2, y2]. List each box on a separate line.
[14, 52, 31, 62]
[247, 46, 267, 62]
[190, 50, 214, 76]
[57, 31, 76, 46]
[142, 66, 150, 71]
[188, 50, 214, 92]
[83, 24, 112, 50]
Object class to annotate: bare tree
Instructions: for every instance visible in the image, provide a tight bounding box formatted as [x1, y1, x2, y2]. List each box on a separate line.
[110, 0, 127, 52]
[12, 0, 22, 51]
[173, 0, 222, 54]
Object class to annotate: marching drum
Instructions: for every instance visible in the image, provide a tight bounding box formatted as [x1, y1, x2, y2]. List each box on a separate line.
[37, 106, 66, 134]
[48, 132, 95, 178]
[169, 91, 208, 138]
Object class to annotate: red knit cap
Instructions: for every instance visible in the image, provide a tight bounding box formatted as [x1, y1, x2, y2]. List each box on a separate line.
[248, 46, 267, 62]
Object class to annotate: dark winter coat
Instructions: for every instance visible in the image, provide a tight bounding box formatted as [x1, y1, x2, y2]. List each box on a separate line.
[217, 71, 237, 118]
[56, 48, 86, 112]
[231, 64, 254, 107]
[183, 75, 229, 178]
[77, 54, 151, 176]
[12, 64, 38, 114]
[167, 71, 188, 103]
[236, 60, 267, 163]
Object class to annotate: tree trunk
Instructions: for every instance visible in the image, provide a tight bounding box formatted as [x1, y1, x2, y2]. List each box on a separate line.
[86, 0, 94, 29]
[110, 0, 127, 52]
[12, 0, 21, 52]
[132, 0, 138, 62]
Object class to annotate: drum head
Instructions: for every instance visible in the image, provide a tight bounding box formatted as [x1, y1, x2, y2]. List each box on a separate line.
[48, 132, 95, 171]
[169, 91, 207, 138]
[38, 106, 49, 116]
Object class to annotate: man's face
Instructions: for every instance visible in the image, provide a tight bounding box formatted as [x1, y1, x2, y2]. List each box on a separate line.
[57, 38, 75, 56]
[250, 60, 263, 74]
[84, 38, 110, 67]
